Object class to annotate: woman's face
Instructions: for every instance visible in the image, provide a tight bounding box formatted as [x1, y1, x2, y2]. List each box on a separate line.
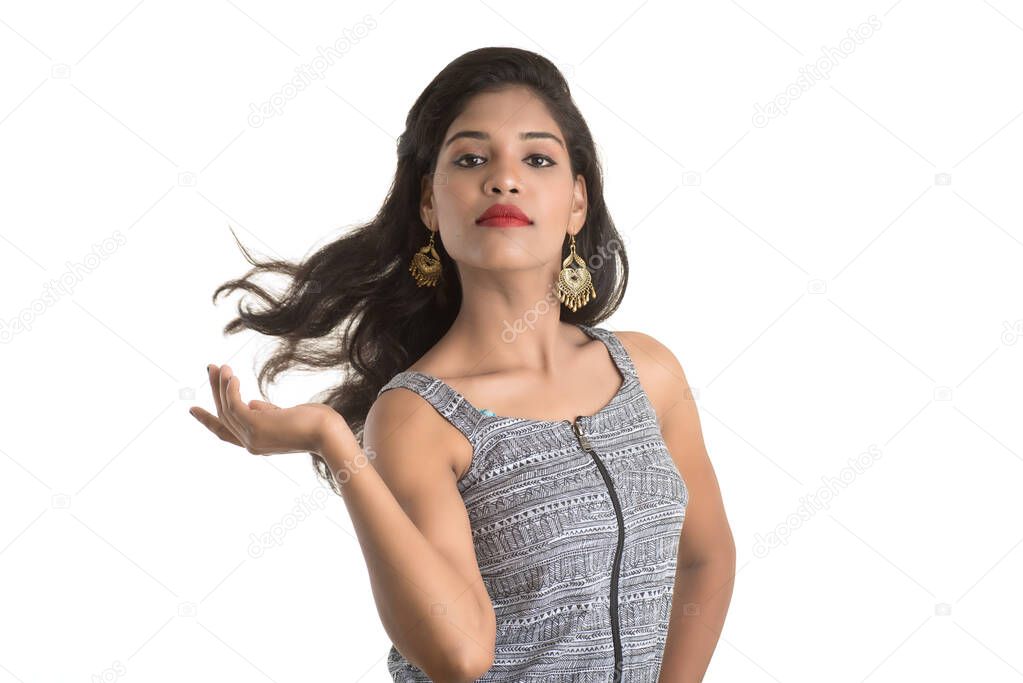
[422, 85, 587, 277]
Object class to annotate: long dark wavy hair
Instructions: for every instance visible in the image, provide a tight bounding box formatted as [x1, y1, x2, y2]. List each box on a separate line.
[212, 46, 630, 494]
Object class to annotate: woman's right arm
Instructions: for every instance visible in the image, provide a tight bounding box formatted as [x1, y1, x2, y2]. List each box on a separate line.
[320, 389, 496, 683]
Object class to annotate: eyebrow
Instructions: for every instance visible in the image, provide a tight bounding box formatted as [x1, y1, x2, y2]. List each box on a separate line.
[442, 130, 565, 150]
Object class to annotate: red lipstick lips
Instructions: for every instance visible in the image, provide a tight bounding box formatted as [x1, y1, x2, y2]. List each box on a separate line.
[475, 203, 532, 228]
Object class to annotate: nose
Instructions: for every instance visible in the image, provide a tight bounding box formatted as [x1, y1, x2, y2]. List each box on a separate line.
[483, 158, 521, 194]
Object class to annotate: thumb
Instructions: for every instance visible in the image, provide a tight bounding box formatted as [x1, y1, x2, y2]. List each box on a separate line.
[248, 399, 280, 411]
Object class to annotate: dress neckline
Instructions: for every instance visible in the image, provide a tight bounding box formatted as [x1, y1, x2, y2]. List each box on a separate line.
[400, 323, 631, 428]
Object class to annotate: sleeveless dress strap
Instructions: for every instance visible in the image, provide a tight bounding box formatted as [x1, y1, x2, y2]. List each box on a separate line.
[376, 370, 482, 441]
[578, 324, 640, 380]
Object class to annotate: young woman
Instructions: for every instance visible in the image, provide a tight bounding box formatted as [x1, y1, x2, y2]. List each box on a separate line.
[189, 47, 735, 682]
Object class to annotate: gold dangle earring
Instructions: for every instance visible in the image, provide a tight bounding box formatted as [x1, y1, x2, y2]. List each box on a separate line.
[556, 233, 596, 312]
[409, 225, 442, 287]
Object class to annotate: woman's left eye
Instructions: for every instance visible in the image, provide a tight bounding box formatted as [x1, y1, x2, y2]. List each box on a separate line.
[528, 154, 556, 168]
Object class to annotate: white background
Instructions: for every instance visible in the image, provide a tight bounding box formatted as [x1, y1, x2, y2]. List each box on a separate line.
[1, 1, 1021, 681]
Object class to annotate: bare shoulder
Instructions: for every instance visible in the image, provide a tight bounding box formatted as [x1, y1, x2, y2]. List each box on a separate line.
[364, 384, 472, 482]
[614, 330, 692, 425]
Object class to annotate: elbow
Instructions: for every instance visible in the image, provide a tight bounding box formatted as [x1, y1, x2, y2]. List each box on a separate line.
[681, 538, 736, 571]
[447, 610, 496, 681]
[450, 611, 496, 681]
[685, 521, 736, 571]
[416, 621, 496, 682]
[452, 646, 495, 682]
[390, 636, 492, 683]
[421, 646, 492, 683]
[403, 599, 496, 681]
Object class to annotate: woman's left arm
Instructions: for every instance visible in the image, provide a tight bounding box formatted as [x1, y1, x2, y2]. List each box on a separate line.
[619, 331, 737, 683]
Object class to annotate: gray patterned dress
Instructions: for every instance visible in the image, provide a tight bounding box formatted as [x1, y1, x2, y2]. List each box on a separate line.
[376, 324, 689, 682]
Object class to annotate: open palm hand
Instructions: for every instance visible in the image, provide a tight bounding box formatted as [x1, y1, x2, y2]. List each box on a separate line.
[189, 364, 348, 457]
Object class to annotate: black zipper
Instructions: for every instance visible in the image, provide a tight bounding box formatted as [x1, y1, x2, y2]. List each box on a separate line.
[572, 417, 625, 682]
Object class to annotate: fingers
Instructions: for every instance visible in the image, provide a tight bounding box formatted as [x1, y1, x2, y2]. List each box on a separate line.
[218, 366, 231, 426]
[210, 364, 242, 436]
[189, 406, 243, 446]
[223, 370, 252, 434]
[215, 361, 239, 431]
[208, 364, 225, 417]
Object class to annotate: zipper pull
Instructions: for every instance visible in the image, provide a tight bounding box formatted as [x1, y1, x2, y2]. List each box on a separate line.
[572, 418, 593, 451]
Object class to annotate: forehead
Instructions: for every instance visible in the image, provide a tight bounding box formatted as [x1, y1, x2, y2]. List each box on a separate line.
[444, 86, 560, 140]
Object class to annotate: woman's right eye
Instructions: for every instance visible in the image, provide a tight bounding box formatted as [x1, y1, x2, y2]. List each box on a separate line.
[455, 154, 484, 168]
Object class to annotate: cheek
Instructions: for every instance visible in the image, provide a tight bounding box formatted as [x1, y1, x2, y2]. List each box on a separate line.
[535, 195, 573, 228]
[434, 182, 476, 218]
